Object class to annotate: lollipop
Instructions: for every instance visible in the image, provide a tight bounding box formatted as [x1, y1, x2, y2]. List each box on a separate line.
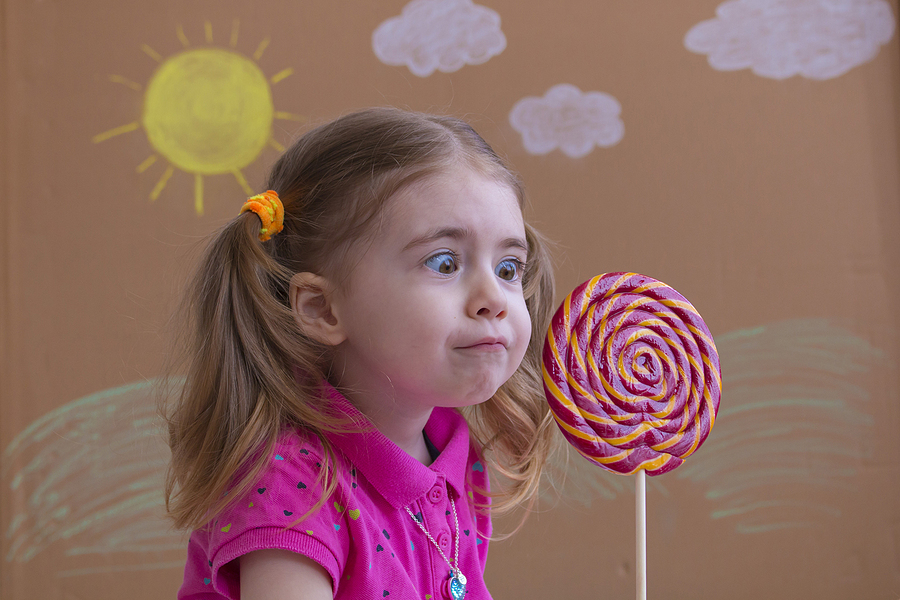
[543, 272, 721, 475]
[543, 272, 722, 599]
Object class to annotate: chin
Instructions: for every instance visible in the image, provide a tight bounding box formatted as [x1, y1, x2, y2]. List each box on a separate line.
[461, 381, 505, 407]
[431, 371, 511, 408]
[430, 386, 495, 409]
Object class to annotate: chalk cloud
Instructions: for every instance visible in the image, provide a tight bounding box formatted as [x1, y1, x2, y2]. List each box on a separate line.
[372, 0, 506, 77]
[685, 0, 896, 80]
[509, 84, 625, 158]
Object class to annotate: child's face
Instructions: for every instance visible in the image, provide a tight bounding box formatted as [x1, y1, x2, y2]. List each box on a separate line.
[329, 166, 532, 415]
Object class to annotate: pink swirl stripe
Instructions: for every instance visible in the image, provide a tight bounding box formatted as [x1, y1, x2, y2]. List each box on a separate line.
[542, 273, 722, 476]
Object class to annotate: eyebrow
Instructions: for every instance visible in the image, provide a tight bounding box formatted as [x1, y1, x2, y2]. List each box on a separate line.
[402, 226, 528, 254]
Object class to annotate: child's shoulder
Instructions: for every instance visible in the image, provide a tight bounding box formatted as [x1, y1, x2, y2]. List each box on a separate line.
[272, 425, 327, 459]
[217, 426, 336, 507]
[212, 427, 340, 527]
[259, 426, 334, 486]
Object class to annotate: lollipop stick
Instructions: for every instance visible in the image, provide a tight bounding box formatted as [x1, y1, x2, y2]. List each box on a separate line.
[636, 469, 647, 600]
[541, 274, 722, 600]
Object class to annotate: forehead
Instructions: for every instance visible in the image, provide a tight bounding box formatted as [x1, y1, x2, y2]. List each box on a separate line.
[383, 167, 524, 235]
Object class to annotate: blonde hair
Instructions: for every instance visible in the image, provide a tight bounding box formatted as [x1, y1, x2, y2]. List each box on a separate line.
[163, 107, 557, 531]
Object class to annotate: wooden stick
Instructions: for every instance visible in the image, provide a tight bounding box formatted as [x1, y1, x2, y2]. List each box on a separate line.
[636, 469, 647, 600]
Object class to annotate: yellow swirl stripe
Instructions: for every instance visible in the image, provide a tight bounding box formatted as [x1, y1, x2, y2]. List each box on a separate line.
[631, 279, 669, 295]
[663, 335, 688, 355]
[608, 410, 643, 423]
[647, 351, 685, 418]
[603, 421, 670, 446]
[634, 454, 674, 474]
[597, 285, 654, 330]
[687, 323, 715, 346]
[652, 429, 684, 451]
[588, 388, 646, 422]
[630, 347, 654, 375]
[579, 407, 620, 426]
[598, 365, 631, 405]
[563, 362, 591, 403]
[590, 452, 674, 476]
[686, 322, 717, 350]
[615, 296, 656, 321]
[657, 298, 697, 313]
[542, 361, 578, 412]
[636, 318, 669, 331]
[684, 352, 702, 380]
[605, 423, 650, 446]
[545, 306, 594, 403]
[579, 277, 601, 318]
[617, 329, 651, 388]
[566, 288, 597, 394]
[702, 352, 722, 394]
[573, 445, 631, 469]
[572, 303, 598, 378]
[550, 413, 630, 464]
[607, 273, 634, 296]
[586, 348, 604, 391]
[586, 346, 646, 412]
[682, 408, 703, 457]
[543, 363, 618, 426]
[704, 381, 717, 430]
[657, 319, 691, 341]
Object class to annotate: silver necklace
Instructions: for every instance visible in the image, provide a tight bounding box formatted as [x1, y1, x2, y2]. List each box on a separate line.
[405, 487, 467, 600]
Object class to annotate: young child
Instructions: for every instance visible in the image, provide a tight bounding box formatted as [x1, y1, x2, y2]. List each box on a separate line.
[164, 107, 556, 599]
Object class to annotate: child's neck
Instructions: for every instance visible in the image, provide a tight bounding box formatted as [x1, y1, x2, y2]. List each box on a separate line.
[347, 393, 434, 466]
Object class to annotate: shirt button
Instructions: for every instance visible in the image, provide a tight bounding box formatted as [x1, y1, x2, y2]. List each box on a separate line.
[437, 532, 451, 549]
[428, 484, 443, 503]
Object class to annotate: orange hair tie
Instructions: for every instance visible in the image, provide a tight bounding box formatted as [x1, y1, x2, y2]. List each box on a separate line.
[240, 190, 284, 242]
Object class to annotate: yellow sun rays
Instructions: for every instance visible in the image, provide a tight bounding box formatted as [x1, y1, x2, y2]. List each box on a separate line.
[93, 20, 307, 215]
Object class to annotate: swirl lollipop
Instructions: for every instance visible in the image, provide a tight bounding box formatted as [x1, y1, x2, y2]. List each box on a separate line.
[543, 272, 722, 598]
[543, 272, 721, 475]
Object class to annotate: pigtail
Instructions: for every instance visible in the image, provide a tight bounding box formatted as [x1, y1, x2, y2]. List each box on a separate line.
[164, 211, 340, 531]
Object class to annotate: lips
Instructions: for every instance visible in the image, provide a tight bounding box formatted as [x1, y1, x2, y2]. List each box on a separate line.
[459, 336, 508, 351]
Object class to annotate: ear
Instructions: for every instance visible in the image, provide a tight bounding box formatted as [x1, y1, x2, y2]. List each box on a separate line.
[289, 272, 347, 346]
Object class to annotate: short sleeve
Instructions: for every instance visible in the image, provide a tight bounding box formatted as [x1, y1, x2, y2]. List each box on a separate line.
[179, 433, 352, 600]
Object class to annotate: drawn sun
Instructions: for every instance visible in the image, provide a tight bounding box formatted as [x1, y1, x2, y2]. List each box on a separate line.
[94, 20, 303, 215]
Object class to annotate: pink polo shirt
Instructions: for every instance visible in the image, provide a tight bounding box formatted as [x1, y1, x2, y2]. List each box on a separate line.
[178, 385, 492, 599]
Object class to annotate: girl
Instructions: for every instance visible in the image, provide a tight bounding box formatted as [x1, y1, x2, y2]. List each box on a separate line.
[164, 107, 556, 599]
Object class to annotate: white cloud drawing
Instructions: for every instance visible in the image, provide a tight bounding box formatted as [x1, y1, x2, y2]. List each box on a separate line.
[509, 84, 625, 158]
[685, 0, 896, 80]
[372, 0, 506, 77]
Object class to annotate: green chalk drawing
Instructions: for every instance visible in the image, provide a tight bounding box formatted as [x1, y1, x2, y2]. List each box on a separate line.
[2, 379, 185, 570]
[679, 318, 881, 533]
[710, 500, 842, 520]
[543, 318, 883, 534]
[55, 560, 187, 579]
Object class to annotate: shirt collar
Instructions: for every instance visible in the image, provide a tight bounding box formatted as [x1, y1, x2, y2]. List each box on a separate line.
[321, 383, 471, 509]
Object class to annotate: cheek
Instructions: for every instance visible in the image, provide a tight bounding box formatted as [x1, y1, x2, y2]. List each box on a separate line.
[511, 297, 533, 358]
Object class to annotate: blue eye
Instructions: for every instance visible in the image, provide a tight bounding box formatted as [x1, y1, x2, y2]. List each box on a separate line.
[495, 259, 523, 282]
[424, 252, 459, 275]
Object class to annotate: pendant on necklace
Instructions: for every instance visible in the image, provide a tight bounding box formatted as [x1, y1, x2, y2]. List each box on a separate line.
[448, 569, 467, 600]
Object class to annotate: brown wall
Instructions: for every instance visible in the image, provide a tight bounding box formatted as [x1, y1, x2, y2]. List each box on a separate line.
[2, 0, 899, 598]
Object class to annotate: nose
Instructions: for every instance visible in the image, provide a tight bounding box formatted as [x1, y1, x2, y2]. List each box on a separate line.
[466, 267, 508, 319]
